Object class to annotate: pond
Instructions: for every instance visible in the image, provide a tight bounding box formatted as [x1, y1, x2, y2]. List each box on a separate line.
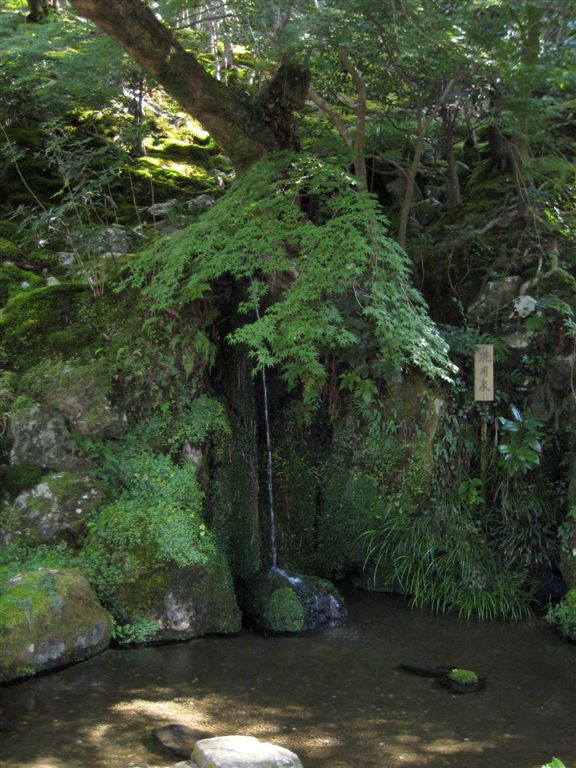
[1, 589, 574, 768]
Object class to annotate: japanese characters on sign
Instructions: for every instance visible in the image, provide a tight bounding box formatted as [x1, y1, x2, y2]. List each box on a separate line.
[474, 344, 494, 402]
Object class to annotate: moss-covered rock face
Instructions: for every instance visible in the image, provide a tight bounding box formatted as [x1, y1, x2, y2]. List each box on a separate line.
[8, 404, 90, 472]
[317, 378, 445, 582]
[3, 472, 109, 546]
[20, 358, 125, 438]
[0, 282, 92, 369]
[0, 568, 112, 683]
[240, 569, 345, 634]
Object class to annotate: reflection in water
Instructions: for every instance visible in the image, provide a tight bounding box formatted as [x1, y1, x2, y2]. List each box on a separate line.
[1, 590, 574, 768]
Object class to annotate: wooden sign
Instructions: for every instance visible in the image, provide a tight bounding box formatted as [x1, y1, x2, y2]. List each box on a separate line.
[474, 344, 494, 401]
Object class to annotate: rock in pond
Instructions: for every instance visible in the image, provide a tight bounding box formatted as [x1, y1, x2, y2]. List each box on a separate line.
[111, 550, 241, 643]
[192, 735, 303, 768]
[2, 472, 109, 546]
[0, 568, 112, 683]
[154, 724, 213, 757]
[240, 568, 346, 633]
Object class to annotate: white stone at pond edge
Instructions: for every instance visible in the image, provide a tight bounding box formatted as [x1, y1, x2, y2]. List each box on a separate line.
[192, 736, 303, 768]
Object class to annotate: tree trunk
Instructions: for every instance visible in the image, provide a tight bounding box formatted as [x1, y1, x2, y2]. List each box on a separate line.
[440, 105, 461, 206]
[68, 0, 294, 168]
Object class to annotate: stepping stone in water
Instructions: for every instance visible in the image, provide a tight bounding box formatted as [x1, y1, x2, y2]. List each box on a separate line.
[153, 724, 214, 757]
[192, 735, 303, 768]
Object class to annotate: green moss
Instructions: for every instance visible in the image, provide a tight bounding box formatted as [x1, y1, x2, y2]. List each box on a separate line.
[0, 238, 20, 261]
[144, 137, 217, 163]
[0, 567, 111, 682]
[0, 264, 43, 306]
[1, 463, 44, 496]
[449, 668, 478, 686]
[264, 587, 306, 633]
[0, 282, 92, 368]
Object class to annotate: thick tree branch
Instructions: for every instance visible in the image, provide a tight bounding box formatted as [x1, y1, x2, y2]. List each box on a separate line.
[68, 0, 283, 167]
[307, 86, 353, 148]
[338, 47, 367, 190]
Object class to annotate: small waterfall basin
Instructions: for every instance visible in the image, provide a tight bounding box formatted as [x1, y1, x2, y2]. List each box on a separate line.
[0, 589, 574, 768]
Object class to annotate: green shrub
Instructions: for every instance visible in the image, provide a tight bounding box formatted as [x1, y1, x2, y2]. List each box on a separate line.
[547, 589, 576, 642]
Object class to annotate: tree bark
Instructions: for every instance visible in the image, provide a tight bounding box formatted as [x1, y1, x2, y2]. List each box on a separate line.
[397, 79, 455, 249]
[67, 0, 289, 168]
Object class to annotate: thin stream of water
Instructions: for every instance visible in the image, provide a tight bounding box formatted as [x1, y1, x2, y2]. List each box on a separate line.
[255, 305, 277, 569]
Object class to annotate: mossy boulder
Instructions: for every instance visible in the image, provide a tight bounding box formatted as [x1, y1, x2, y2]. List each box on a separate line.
[8, 404, 89, 472]
[113, 550, 241, 643]
[0, 568, 112, 683]
[3, 472, 109, 546]
[240, 569, 346, 634]
[21, 358, 125, 437]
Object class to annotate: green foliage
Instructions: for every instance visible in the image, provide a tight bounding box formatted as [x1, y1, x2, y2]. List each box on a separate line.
[542, 759, 567, 768]
[498, 405, 543, 477]
[130, 153, 455, 410]
[0, 7, 126, 125]
[547, 589, 576, 643]
[363, 497, 530, 621]
[111, 616, 160, 646]
[0, 540, 76, 585]
[133, 395, 230, 458]
[264, 587, 306, 633]
[448, 668, 478, 686]
[82, 447, 214, 610]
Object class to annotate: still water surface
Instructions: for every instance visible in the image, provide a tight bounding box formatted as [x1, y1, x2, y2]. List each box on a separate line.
[1, 590, 575, 768]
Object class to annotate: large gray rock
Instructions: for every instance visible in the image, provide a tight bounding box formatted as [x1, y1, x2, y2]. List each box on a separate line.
[9, 405, 89, 472]
[4, 472, 109, 545]
[193, 736, 303, 768]
[0, 568, 112, 683]
[469, 275, 522, 321]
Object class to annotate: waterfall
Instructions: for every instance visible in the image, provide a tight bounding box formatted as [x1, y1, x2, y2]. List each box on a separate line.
[255, 307, 278, 569]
